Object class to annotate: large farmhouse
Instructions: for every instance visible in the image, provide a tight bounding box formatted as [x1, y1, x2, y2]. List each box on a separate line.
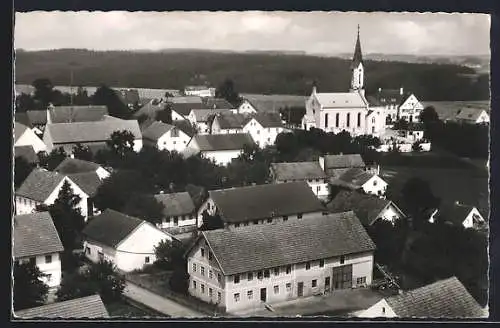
[185, 211, 376, 313]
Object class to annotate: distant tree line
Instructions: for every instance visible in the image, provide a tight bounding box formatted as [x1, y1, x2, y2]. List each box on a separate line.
[15, 49, 489, 101]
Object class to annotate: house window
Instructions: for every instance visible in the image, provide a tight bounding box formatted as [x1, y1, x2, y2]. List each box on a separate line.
[274, 285, 279, 294]
[382, 307, 386, 315]
[44, 254, 52, 264]
[46, 274, 52, 282]
[312, 279, 317, 288]
[319, 259, 325, 268]
[335, 113, 339, 127]
[264, 269, 270, 278]
[201, 248, 205, 257]
[286, 283, 291, 292]
[282, 216, 288, 222]
[258, 271, 263, 280]
[257, 130, 260, 135]
[248, 290, 253, 299]
[217, 273, 222, 282]
[234, 274, 240, 284]
[208, 251, 213, 260]
[209, 288, 213, 298]
[267, 218, 272, 223]
[286, 265, 291, 274]
[145, 256, 150, 264]
[347, 113, 351, 127]
[209, 270, 213, 279]
[217, 292, 222, 303]
[274, 267, 280, 276]
[356, 277, 366, 285]
[28, 257, 36, 265]
[253, 220, 259, 225]
[234, 293, 240, 302]
[193, 263, 197, 272]
[86, 247, 91, 255]
[357, 112, 361, 127]
[340, 255, 345, 264]
[325, 114, 329, 128]
[316, 186, 321, 194]
[244, 222, 249, 226]
[201, 266, 205, 276]
[373, 180, 378, 186]
[235, 223, 240, 228]
[201, 284, 205, 294]
[372, 117, 376, 124]
[305, 262, 311, 270]
[173, 217, 178, 226]
[248, 272, 253, 281]
[193, 280, 197, 289]
[297, 213, 303, 219]
[171, 129, 179, 137]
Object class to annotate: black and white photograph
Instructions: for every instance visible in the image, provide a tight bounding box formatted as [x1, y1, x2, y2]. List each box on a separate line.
[12, 10, 491, 320]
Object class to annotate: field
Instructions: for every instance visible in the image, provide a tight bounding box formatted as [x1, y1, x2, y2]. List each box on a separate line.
[380, 165, 489, 216]
[420, 100, 490, 121]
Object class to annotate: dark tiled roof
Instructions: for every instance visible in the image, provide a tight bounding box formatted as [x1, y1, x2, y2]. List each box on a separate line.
[251, 112, 284, 128]
[385, 277, 485, 318]
[15, 112, 32, 127]
[333, 168, 377, 189]
[202, 211, 375, 275]
[456, 108, 487, 122]
[26, 110, 48, 125]
[171, 102, 205, 117]
[54, 158, 102, 174]
[270, 162, 327, 181]
[351, 29, 363, 69]
[215, 113, 248, 129]
[323, 154, 366, 170]
[14, 211, 64, 258]
[82, 209, 143, 248]
[49, 105, 109, 123]
[67, 172, 103, 197]
[16, 168, 66, 202]
[15, 294, 109, 319]
[133, 100, 164, 119]
[14, 122, 29, 143]
[327, 190, 402, 226]
[209, 181, 325, 223]
[172, 120, 197, 138]
[193, 133, 255, 152]
[170, 96, 203, 104]
[45, 119, 142, 144]
[14, 146, 38, 163]
[190, 109, 230, 122]
[373, 89, 406, 106]
[366, 95, 383, 107]
[202, 98, 234, 110]
[141, 121, 174, 142]
[154, 192, 196, 217]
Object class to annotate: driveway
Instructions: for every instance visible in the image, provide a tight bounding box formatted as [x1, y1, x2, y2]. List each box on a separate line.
[123, 281, 204, 318]
[230, 288, 384, 318]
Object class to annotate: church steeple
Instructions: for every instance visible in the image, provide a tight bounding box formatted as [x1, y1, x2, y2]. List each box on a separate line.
[350, 24, 364, 92]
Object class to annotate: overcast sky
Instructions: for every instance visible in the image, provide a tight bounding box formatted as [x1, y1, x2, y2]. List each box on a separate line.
[14, 11, 490, 55]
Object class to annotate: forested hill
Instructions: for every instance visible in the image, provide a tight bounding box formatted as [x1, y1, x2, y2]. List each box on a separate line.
[14, 49, 489, 101]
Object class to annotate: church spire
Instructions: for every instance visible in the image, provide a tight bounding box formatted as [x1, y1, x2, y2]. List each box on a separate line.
[352, 24, 363, 69]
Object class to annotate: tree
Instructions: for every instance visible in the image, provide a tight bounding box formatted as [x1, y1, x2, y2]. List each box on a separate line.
[15, 93, 36, 112]
[419, 106, 440, 125]
[32, 78, 55, 109]
[154, 239, 184, 267]
[74, 87, 92, 106]
[14, 261, 49, 310]
[36, 180, 85, 249]
[401, 177, 440, 228]
[14, 156, 35, 188]
[37, 147, 67, 170]
[106, 130, 136, 158]
[92, 85, 130, 119]
[56, 259, 125, 303]
[412, 141, 423, 152]
[279, 106, 306, 127]
[199, 211, 224, 231]
[72, 143, 93, 161]
[393, 118, 409, 130]
[215, 79, 242, 107]
[121, 194, 164, 224]
[155, 103, 173, 124]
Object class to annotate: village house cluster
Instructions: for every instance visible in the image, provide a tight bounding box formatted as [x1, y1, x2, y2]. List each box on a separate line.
[12, 27, 489, 319]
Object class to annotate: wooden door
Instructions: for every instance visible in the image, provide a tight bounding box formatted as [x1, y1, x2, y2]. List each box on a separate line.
[332, 265, 353, 290]
[297, 282, 304, 297]
[260, 287, 267, 302]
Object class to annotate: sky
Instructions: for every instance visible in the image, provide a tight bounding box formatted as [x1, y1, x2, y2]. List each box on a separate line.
[14, 11, 490, 56]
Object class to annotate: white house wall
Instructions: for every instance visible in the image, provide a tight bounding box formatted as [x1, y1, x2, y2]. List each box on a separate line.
[83, 239, 118, 264]
[156, 130, 191, 153]
[17, 252, 62, 288]
[201, 150, 242, 166]
[462, 207, 485, 229]
[361, 175, 388, 196]
[48, 177, 90, 219]
[96, 167, 111, 180]
[238, 101, 257, 114]
[274, 178, 329, 200]
[15, 129, 47, 153]
[243, 119, 285, 148]
[114, 223, 173, 272]
[359, 298, 397, 318]
[157, 213, 197, 229]
[377, 204, 404, 224]
[14, 196, 41, 215]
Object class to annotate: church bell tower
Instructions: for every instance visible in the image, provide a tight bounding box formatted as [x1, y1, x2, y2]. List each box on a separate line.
[350, 24, 364, 93]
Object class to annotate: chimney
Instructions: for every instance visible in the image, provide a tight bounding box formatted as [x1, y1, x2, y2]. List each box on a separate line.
[378, 87, 382, 93]
[318, 156, 325, 171]
[46, 103, 53, 124]
[400, 87, 404, 96]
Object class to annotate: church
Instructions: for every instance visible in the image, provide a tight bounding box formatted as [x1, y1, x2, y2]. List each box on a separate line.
[301, 26, 386, 137]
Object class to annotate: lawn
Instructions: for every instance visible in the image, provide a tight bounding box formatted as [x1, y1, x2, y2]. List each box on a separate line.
[105, 299, 156, 318]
